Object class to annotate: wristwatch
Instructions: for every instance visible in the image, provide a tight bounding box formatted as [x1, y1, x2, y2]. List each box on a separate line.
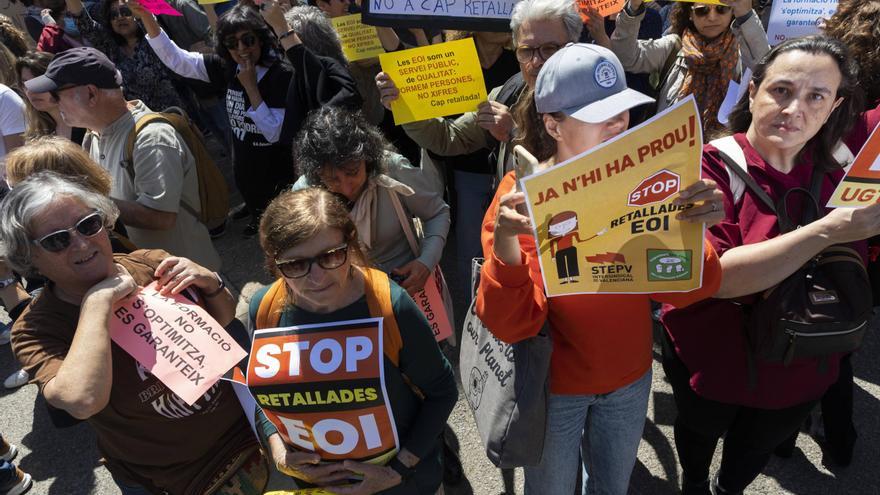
[387, 457, 415, 482]
[0, 276, 17, 289]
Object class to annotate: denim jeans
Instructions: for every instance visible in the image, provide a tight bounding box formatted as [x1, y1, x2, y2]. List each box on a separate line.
[114, 477, 153, 495]
[524, 369, 652, 495]
[452, 170, 494, 303]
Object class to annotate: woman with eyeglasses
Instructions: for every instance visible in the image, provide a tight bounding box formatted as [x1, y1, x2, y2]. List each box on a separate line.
[249, 187, 457, 494]
[62, 0, 187, 113]
[1, 171, 269, 495]
[133, 0, 359, 237]
[610, 0, 768, 133]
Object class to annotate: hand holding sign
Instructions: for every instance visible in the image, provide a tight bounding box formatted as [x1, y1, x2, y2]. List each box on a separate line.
[85, 263, 138, 305]
[325, 460, 401, 494]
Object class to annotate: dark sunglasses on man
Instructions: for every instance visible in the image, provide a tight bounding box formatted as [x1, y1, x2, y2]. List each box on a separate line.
[222, 32, 259, 50]
[691, 4, 732, 17]
[32, 212, 106, 253]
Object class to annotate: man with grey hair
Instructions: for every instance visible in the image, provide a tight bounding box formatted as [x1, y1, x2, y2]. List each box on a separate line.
[375, 0, 582, 293]
[24, 47, 221, 271]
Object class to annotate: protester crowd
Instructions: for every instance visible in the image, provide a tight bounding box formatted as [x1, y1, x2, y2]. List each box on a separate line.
[0, 0, 878, 494]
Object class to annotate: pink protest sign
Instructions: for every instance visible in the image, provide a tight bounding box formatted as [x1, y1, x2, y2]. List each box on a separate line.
[139, 0, 182, 16]
[412, 268, 452, 342]
[110, 282, 246, 405]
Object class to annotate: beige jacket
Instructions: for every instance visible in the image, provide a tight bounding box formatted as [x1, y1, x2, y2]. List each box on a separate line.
[611, 8, 770, 113]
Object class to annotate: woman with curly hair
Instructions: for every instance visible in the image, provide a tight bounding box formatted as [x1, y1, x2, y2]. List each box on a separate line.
[291, 107, 450, 295]
[610, 0, 768, 133]
[135, 0, 359, 237]
[0, 13, 30, 57]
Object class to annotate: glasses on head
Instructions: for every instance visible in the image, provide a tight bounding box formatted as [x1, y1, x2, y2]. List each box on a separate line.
[691, 4, 732, 17]
[222, 32, 258, 50]
[32, 212, 106, 253]
[515, 43, 562, 64]
[275, 244, 349, 279]
[109, 6, 133, 20]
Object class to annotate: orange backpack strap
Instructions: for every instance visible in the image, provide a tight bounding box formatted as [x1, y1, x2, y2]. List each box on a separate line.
[363, 268, 402, 366]
[255, 279, 287, 329]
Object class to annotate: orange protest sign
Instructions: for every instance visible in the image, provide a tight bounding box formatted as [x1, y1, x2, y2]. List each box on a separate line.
[827, 126, 880, 208]
[247, 318, 399, 464]
[109, 282, 247, 405]
[576, 0, 625, 21]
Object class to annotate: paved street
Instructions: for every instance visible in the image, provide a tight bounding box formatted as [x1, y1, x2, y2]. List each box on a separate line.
[1, 213, 879, 495]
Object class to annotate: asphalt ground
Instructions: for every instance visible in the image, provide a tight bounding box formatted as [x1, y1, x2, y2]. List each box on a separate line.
[1, 139, 879, 494]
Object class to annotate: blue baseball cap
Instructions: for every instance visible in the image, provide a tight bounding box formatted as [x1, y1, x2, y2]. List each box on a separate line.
[535, 43, 654, 124]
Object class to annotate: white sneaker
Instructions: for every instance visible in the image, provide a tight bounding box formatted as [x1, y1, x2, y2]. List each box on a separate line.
[3, 370, 28, 389]
[0, 443, 16, 462]
[4, 468, 32, 495]
[0, 327, 10, 345]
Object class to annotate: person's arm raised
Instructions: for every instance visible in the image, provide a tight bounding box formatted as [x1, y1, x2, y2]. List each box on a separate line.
[716, 201, 880, 298]
[130, 0, 212, 82]
[42, 265, 138, 419]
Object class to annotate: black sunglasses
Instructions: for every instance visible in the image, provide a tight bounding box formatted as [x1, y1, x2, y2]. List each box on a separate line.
[109, 6, 133, 20]
[222, 32, 258, 50]
[32, 212, 106, 253]
[691, 5, 732, 17]
[275, 244, 349, 279]
[515, 43, 563, 64]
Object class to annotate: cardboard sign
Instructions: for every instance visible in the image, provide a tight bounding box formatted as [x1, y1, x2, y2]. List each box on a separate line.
[332, 14, 386, 62]
[109, 282, 247, 405]
[412, 267, 452, 341]
[247, 318, 399, 464]
[379, 38, 487, 125]
[827, 126, 880, 208]
[766, 0, 838, 46]
[576, 0, 625, 21]
[140, 0, 182, 16]
[521, 97, 705, 296]
[362, 0, 517, 32]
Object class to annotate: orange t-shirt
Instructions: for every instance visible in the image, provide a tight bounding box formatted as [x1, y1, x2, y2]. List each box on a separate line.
[476, 173, 722, 394]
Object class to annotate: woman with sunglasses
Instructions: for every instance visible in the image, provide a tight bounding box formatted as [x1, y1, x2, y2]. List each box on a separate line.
[63, 0, 188, 113]
[1, 171, 269, 495]
[610, 0, 768, 133]
[134, 0, 359, 237]
[250, 187, 457, 494]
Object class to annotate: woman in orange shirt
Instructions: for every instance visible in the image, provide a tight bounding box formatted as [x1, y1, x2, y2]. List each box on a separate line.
[476, 43, 724, 495]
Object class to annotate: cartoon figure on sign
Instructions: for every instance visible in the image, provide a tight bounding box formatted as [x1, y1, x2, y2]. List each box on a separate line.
[548, 211, 604, 284]
[468, 367, 488, 410]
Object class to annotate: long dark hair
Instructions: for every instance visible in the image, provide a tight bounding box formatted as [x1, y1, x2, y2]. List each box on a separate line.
[511, 87, 559, 162]
[99, 0, 145, 46]
[15, 51, 57, 139]
[822, 0, 880, 104]
[727, 36, 864, 171]
[215, 4, 279, 67]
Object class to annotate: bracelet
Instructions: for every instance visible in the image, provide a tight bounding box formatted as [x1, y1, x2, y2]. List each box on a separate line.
[278, 29, 296, 41]
[203, 273, 226, 298]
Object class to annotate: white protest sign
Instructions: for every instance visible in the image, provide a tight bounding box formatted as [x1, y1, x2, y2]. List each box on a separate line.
[766, 0, 838, 46]
[718, 68, 751, 126]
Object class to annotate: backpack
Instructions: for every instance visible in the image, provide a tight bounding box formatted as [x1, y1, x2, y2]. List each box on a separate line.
[712, 140, 871, 375]
[254, 267, 404, 366]
[123, 108, 229, 229]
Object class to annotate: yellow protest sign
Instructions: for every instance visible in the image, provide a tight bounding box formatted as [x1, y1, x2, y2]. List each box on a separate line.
[196, 0, 227, 5]
[379, 38, 487, 125]
[332, 13, 385, 62]
[827, 125, 880, 207]
[521, 97, 705, 296]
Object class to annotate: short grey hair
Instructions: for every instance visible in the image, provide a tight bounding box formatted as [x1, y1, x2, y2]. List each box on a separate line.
[284, 6, 347, 65]
[0, 171, 120, 274]
[510, 0, 582, 46]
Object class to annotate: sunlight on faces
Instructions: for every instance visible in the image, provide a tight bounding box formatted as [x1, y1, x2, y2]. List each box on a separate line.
[689, 3, 734, 40]
[318, 160, 368, 203]
[747, 50, 844, 155]
[277, 227, 355, 313]
[545, 110, 630, 160]
[109, 1, 138, 37]
[517, 18, 570, 89]
[226, 30, 262, 66]
[29, 196, 115, 295]
[55, 86, 89, 128]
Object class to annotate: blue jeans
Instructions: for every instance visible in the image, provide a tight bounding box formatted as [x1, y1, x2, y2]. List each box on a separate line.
[452, 170, 494, 302]
[524, 369, 652, 495]
[114, 477, 153, 495]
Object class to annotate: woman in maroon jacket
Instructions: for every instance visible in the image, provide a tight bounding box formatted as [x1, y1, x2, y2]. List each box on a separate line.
[661, 36, 877, 495]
